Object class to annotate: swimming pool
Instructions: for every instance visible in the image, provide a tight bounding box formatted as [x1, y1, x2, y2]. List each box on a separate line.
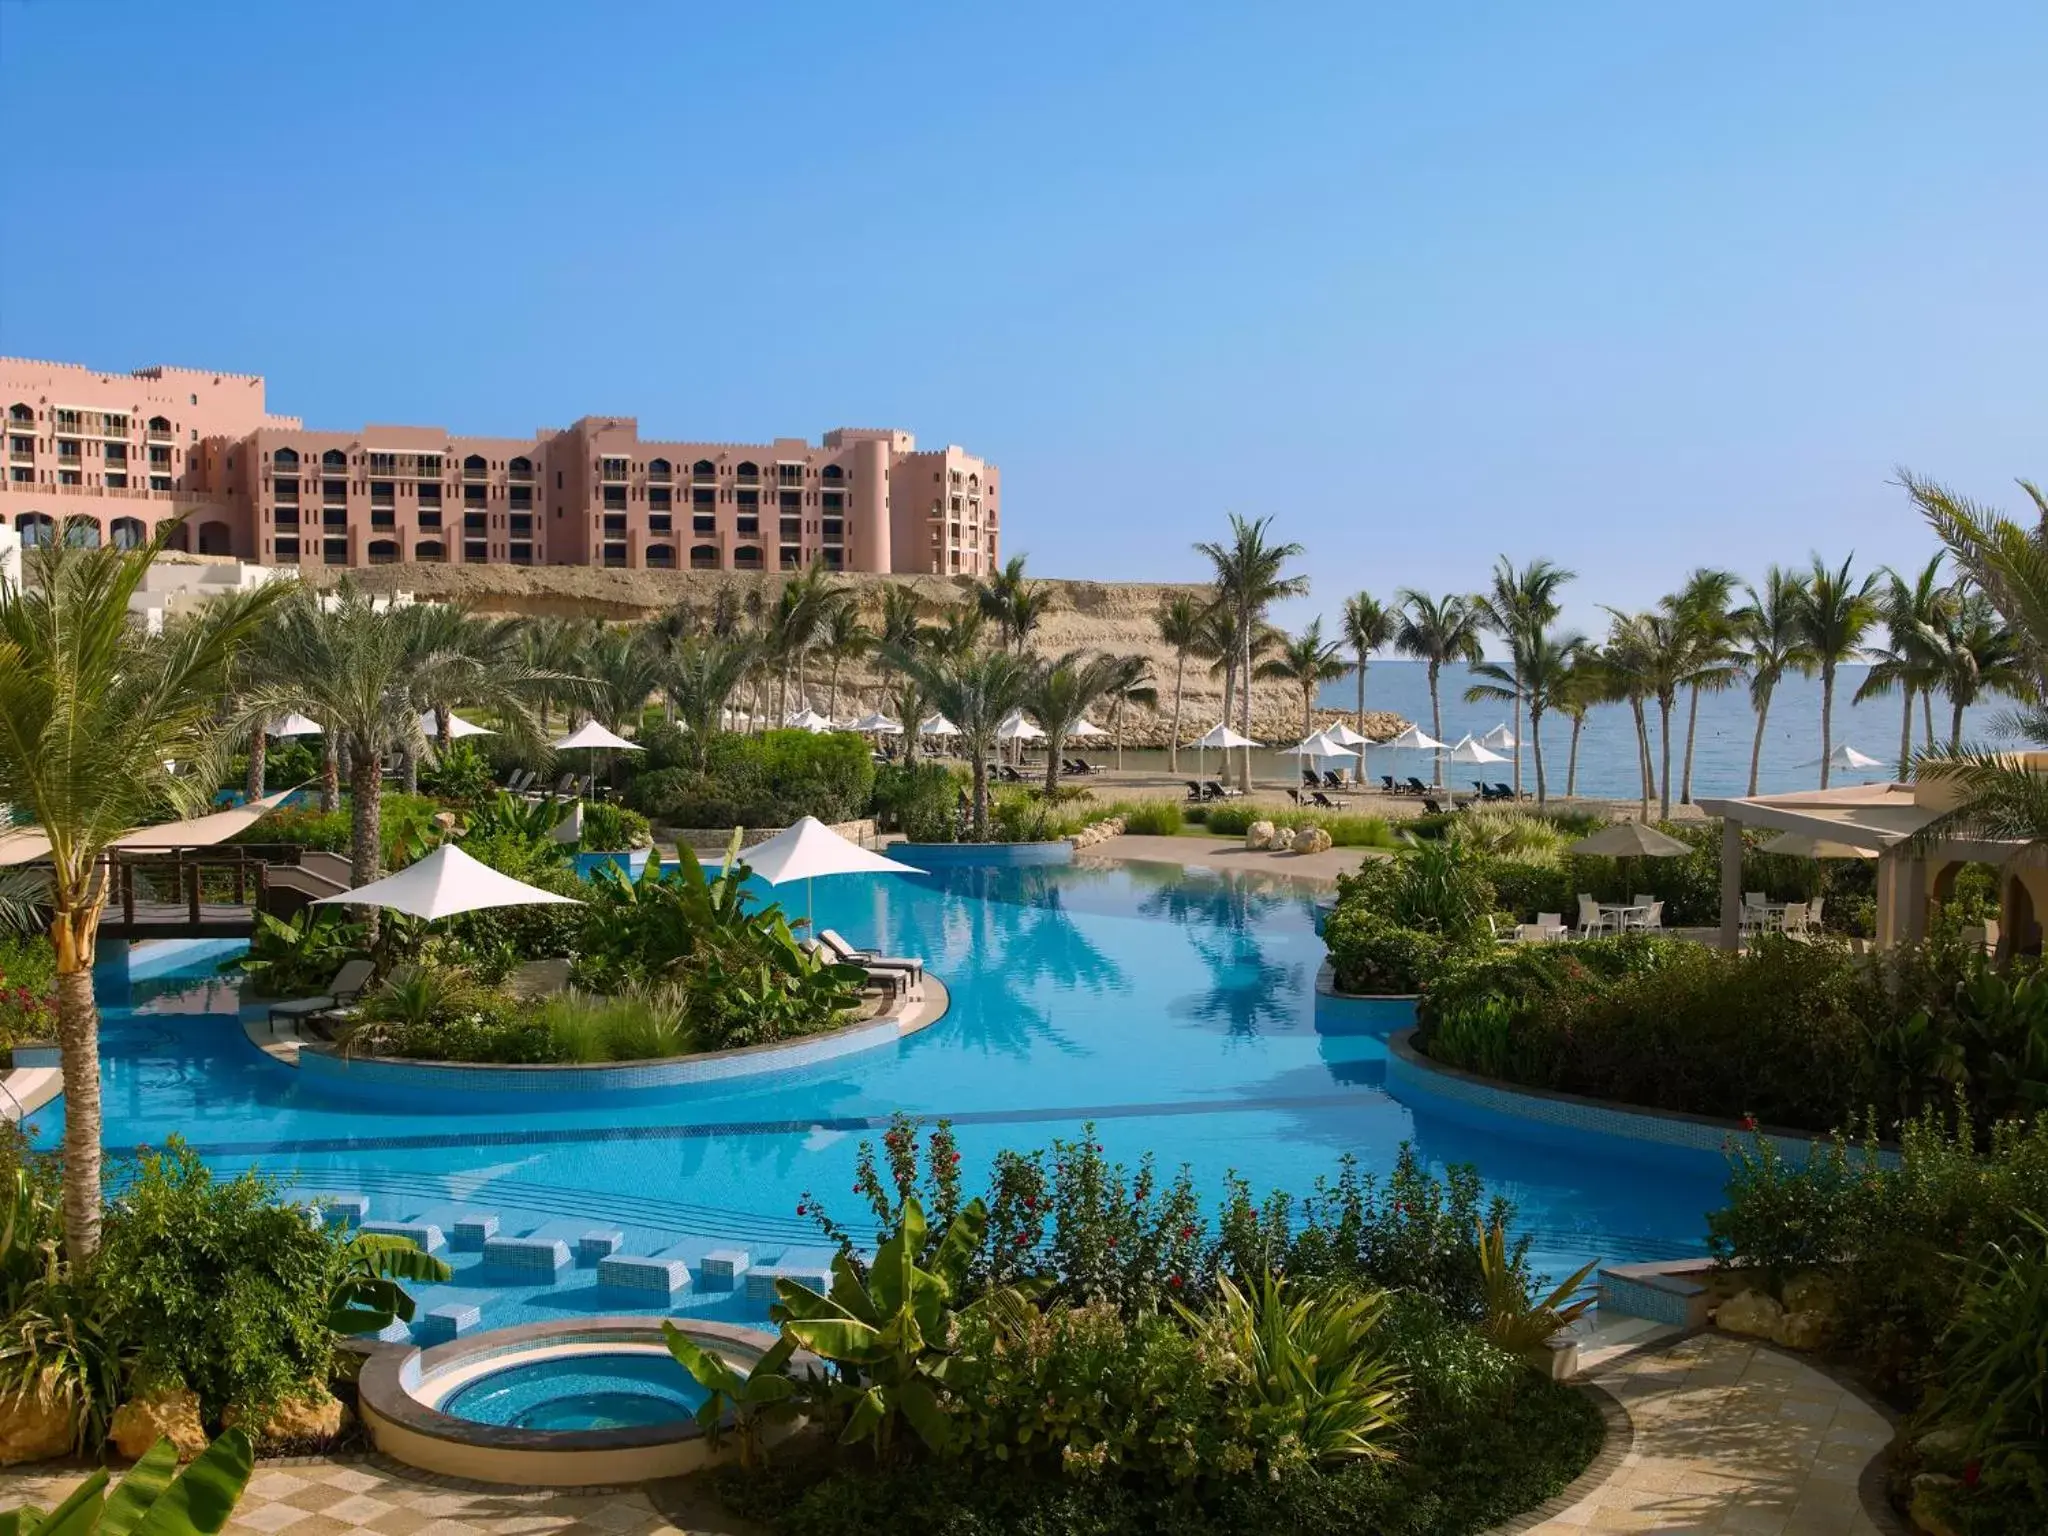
[33, 858, 1722, 1340]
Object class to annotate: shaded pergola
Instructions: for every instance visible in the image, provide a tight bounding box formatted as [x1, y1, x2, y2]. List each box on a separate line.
[1698, 775, 2035, 952]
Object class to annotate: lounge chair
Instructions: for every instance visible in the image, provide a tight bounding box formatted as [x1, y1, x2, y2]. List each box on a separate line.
[817, 929, 925, 1000]
[1320, 771, 1349, 792]
[1491, 782, 1513, 799]
[1202, 780, 1242, 801]
[1070, 757, 1102, 775]
[1312, 791, 1339, 810]
[267, 958, 376, 1034]
[501, 768, 535, 795]
[1380, 775, 1398, 794]
[1404, 777, 1430, 797]
[1422, 797, 1445, 815]
[1286, 788, 1306, 807]
[1301, 769, 1321, 789]
[1185, 780, 1208, 802]
[1536, 912, 1566, 941]
[997, 764, 1024, 784]
[1806, 896, 1824, 928]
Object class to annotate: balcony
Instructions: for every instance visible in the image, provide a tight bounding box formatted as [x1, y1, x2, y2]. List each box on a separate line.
[146, 427, 174, 444]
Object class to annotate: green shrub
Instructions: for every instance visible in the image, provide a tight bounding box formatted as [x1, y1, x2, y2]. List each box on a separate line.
[1201, 804, 1258, 836]
[0, 932, 56, 1046]
[624, 729, 875, 829]
[1322, 909, 1455, 994]
[94, 1143, 337, 1422]
[418, 741, 497, 804]
[579, 801, 651, 850]
[871, 761, 960, 841]
[234, 792, 443, 864]
[1121, 801, 1183, 836]
[230, 909, 368, 1000]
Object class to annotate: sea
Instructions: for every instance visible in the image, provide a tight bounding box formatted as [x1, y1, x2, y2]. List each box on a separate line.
[1099, 662, 2011, 802]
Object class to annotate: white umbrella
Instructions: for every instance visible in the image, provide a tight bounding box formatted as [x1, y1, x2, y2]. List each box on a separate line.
[1444, 734, 1509, 765]
[1382, 724, 1447, 752]
[1570, 822, 1693, 858]
[1287, 730, 1363, 785]
[1798, 743, 1885, 772]
[787, 708, 832, 731]
[1479, 724, 1516, 750]
[1186, 722, 1262, 782]
[854, 712, 903, 735]
[1069, 718, 1109, 739]
[739, 815, 925, 927]
[996, 711, 1045, 741]
[268, 713, 323, 738]
[1322, 721, 1370, 748]
[552, 721, 641, 752]
[313, 844, 581, 921]
[919, 715, 960, 737]
[420, 710, 494, 740]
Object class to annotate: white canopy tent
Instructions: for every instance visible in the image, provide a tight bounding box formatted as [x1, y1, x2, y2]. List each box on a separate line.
[1322, 721, 1371, 748]
[1286, 729, 1364, 786]
[551, 721, 641, 753]
[421, 710, 494, 740]
[1570, 822, 1693, 858]
[787, 708, 833, 732]
[313, 843, 582, 921]
[854, 712, 903, 735]
[996, 711, 1045, 741]
[737, 815, 925, 926]
[268, 713, 323, 738]
[1800, 744, 1885, 776]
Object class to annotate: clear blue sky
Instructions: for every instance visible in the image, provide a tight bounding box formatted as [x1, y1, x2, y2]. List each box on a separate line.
[2, 0, 2041, 640]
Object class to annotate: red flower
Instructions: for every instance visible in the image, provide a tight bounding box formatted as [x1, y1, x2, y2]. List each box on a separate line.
[852, 1184, 862, 1192]
[1179, 1225, 1195, 1240]
[1022, 1196, 1036, 1210]
[795, 1204, 807, 1216]
[1964, 1460, 1981, 1490]
[951, 1152, 961, 1163]
[1168, 1275, 1182, 1289]
[1740, 1114, 1759, 1132]
[1106, 1237, 1117, 1249]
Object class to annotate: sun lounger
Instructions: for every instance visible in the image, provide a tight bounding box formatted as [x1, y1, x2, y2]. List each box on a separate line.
[1320, 771, 1349, 792]
[817, 930, 925, 1000]
[1184, 780, 1210, 802]
[1287, 788, 1306, 806]
[267, 957, 376, 1034]
[1380, 775, 1398, 794]
[1301, 769, 1321, 789]
[1404, 777, 1430, 796]
[1070, 757, 1102, 775]
[1312, 791, 1339, 810]
[1492, 782, 1513, 799]
[1202, 780, 1243, 801]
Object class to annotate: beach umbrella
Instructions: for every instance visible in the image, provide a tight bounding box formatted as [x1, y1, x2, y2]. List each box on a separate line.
[1760, 831, 1877, 861]
[1186, 722, 1262, 781]
[552, 720, 642, 798]
[1382, 724, 1446, 752]
[1443, 734, 1509, 765]
[419, 710, 493, 740]
[996, 710, 1045, 741]
[1070, 718, 1109, 739]
[919, 715, 960, 737]
[1798, 743, 1885, 773]
[1479, 724, 1516, 750]
[785, 707, 833, 732]
[268, 713, 323, 738]
[1569, 822, 1693, 858]
[854, 712, 903, 735]
[739, 814, 925, 927]
[313, 843, 581, 921]
[1322, 721, 1370, 748]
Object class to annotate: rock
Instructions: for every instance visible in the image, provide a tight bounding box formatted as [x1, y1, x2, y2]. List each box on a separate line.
[1245, 820, 1276, 851]
[1771, 1309, 1830, 1351]
[1292, 826, 1333, 855]
[1714, 1288, 1783, 1339]
[1781, 1270, 1837, 1317]
[0, 1371, 77, 1465]
[109, 1387, 207, 1463]
[223, 1387, 349, 1448]
[1909, 1473, 1962, 1536]
[1913, 1426, 1971, 1471]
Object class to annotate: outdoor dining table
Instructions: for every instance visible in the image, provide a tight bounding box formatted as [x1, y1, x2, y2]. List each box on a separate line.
[1743, 901, 1792, 931]
[1596, 903, 1653, 932]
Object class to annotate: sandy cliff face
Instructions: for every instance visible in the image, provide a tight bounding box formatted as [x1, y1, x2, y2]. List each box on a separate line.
[317, 566, 1410, 747]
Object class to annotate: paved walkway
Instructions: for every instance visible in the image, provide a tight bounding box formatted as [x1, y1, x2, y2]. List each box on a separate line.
[1080, 831, 1386, 884]
[0, 1334, 1895, 1536]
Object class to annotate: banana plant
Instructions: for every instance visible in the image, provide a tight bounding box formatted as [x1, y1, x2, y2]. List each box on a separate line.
[772, 1195, 1021, 1461]
[327, 1233, 454, 1337]
[661, 1323, 801, 1469]
[0, 1430, 253, 1536]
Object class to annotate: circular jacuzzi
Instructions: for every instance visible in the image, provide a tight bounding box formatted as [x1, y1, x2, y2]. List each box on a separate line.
[358, 1317, 805, 1485]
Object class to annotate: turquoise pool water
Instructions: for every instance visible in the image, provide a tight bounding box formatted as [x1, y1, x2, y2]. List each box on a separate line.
[440, 1352, 708, 1431]
[34, 859, 1722, 1339]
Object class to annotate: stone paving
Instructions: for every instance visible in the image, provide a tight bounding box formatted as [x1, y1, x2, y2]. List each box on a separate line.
[0, 1333, 1898, 1536]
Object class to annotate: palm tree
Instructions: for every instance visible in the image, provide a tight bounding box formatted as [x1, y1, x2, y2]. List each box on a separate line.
[1599, 618, 1659, 819]
[1154, 592, 1211, 773]
[1393, 591, 1484, 787]
[1339, 592, 1396, 738]
[1731, 567, 1815, 795]
[1853, 556, 1949, 779]
[1101, 654, 1158, 771]
[1603, 610, 1702, 818]
[521, 616, 596, 733]
[1022, 652, 1128, 795]
[1924, 588, 2026, 750]
[1467, 629, 1584, 806]
[1791, 555, 1881, 788]
[1258, 620, 1349, 739]
[0, 523, 288, 1257]
[1195, 516, 1308, 789]
[764, 564, 841, 719]
[975, 556, 1050, 654]
[884, 645, 1033, 840]
[922, 606, 986, 663]
[582, 625, 665, 735]
[663, 636, 758, 769]
[1664, 568, 1740, 805]
[1552, 648, 1606, 800]
[1477, 558, 1575, 797]
[817, 601, 871, 720]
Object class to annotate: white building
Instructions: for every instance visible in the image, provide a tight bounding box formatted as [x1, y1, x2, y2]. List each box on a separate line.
[0, 522, 19, 597]
[129, 556, 295, 634]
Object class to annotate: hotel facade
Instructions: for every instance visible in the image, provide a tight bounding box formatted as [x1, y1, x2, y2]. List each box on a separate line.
[0, 358, 1000, 576]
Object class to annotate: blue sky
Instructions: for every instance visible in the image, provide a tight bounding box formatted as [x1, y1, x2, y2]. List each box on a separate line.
[1, 0, 2041, 639]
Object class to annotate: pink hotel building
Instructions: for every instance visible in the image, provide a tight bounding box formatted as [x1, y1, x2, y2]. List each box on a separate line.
[0, 358, 1000, 576]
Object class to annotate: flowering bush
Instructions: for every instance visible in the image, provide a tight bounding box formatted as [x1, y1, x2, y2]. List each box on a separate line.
[0, 933, 56, 1046]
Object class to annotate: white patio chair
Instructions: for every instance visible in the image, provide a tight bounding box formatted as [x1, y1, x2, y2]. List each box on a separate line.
[1779, 900, 1810, 936]
[1536, 912, 1565, 941]
[1577, 894, 1603, 938]
[1641, 899, 1664, 930]
[1806, 896, 1824, 928]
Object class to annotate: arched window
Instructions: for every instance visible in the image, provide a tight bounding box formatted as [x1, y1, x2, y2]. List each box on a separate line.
[110, 517, 147, 551]
[162, 521, 190, 553]
[416, 541, 446, 563]
[646, 543, 675, 569]
[735, 460, 759, 479]
[692, 458, 716, 476]
[647, 457, 671, 478]
[147, 415, 171, 433]
[508, 455, 531, 476]
[463, 454, 487, 473]
[63, 518, 103, 549]
[322, 448, 347, 469]
[197, 521, 232, 556]
[821, 465, 844, 481]
[967, 473, 979, 490]
[689, 545, 720, 570]
[15, 512, 54, 547]
[732, 544, 762, 569]
[7, 403, 31, 425]
[273, 447, 300, 469]
[367, 540, 399, 565]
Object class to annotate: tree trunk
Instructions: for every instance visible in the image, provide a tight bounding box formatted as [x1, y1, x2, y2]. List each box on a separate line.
[1512, 685, 1524, 799]
[1951, 698, 1965, 753]
[1748, 687, 1772, 796]
[401, 745, 418, 796]
[1239, 630, 1254, 791]
[1657, 697, 1674, 819]
[1630, 699, 1652, 819]
[1680, 685, 1701, 804]
[1427, 662, 1444, 787]
[1301, 683, 1312, 740]
[1044, 735, 1062, 797]
[321, 734, 340, 813]
[349, 744, 384, 939]
[1898, 689, 1914, 779]
[1169, 653, 1185, 774]
[1819, 665, 1836, 788]
[247, 721, 268, 801]
[1923, 692, 1936, 755]
[1531, 705, 1547, 806]
[1566, 715, 1582, 798]
[828, 660, 841, 720]
[1355, 656, 1366, 735]
[435, 704, 453, 754]
[970, 755, 989, 841]
[51, 903, 105, 1260]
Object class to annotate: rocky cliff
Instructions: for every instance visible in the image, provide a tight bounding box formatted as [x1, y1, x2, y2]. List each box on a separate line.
[318, 565, 1410, 748]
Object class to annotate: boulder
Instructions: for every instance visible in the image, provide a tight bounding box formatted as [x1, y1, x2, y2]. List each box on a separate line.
[1714, 1288, 1783, 1339]
[1771, 1309, 1830, 1351]
[1909, 1473, 1962, 1536]
[1245, 821, 1277, 851]
[1292, 826, 1334, 855]
[0, 1371, 77, 1465]
[1913, 1426, 1970, 1472]
[109, 1387, 207, 1463]
[1781, 1270, 1837, 1317]
[224, 1387, 349, 1448]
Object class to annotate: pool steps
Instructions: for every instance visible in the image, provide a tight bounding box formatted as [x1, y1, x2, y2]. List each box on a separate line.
[415, 1303, 483, 1346]
[360, 1219, 446, 1254]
